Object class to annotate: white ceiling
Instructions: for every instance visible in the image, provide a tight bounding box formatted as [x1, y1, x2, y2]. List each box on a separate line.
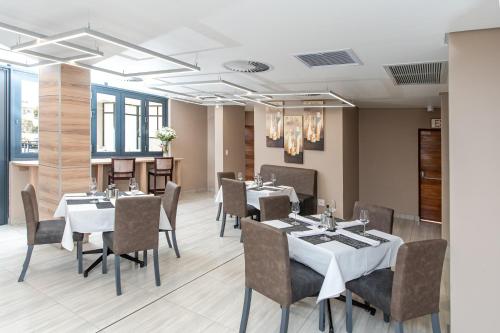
[0, 0, 499, 108]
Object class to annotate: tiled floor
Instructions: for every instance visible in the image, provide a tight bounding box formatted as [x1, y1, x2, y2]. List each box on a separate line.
[0, 192, 446, 332]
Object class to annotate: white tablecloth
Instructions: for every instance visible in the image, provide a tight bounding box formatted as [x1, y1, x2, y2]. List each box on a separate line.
[262, 220, 403, 302]
[215, 185, 299, 209]
[54, 193, 172, 251]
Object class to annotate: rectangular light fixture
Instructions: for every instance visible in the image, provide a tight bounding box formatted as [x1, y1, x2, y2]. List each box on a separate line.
[262, 91, 356, 107]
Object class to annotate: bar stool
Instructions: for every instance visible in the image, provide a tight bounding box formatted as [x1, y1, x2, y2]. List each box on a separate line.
[148, 157, 174, 195]
[108, 158, 136, 185]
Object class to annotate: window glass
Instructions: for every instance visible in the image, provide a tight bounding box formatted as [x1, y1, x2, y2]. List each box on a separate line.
[20, 80, 39, 154]
[96, 93, 116, 152]
[148, 101, 163, 152]
[124, 97, 142, 152]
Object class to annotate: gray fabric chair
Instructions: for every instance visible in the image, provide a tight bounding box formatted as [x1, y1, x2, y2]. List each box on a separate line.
[159, 181, 182, 258]
[216, 171, 235, 221]
[345, 239, 447, 333]
[259, 195, 290, 221]
[352, 201, 395, 234]
[220, 178, 259, 237]
[240, 219, 332, 333]
[18, 184, 84, 282]
[102, 196, 162, 296]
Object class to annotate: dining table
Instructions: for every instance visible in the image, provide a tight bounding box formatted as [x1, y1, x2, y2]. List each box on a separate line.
[215, 181, 299, 209]
[262, 214, 403, 302]
[54, 191, 172, 277]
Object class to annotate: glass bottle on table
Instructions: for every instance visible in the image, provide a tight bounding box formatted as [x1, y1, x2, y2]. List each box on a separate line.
[291, 201, 300, 226]
[89, 178, 98, 203]
[360, 209, 370, 235]
[237, 172, 244, 181]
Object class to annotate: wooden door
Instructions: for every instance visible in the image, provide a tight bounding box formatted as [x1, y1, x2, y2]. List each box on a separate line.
[245, 125, 254, 180]
[419, 129, 442, 223]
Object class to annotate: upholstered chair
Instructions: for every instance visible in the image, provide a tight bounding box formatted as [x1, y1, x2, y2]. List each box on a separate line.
[259, 195, 290, 221]
[240, 219, 333, 333]
[159, 181, 182, 258]
[108, 158, 135, 185]
[216, 171, 235, 221]
[219, 178, 259, 237]
[345, 239, 447, 333]
[148, 157, 174, 195]
[18, 184, 84, 282]
[352, 201, 395, 234]
[102, 196, 162, 296]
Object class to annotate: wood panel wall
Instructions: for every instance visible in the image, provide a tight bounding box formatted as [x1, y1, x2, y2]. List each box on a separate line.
[38, 64, 91, 218]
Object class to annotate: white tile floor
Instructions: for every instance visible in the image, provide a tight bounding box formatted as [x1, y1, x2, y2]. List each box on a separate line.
[0, 192, 446, 332]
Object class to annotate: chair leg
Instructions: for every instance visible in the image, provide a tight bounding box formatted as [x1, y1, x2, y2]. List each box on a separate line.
[326, 299, 334, 333]
[134, 251, 139, 260]
[431, 313, 441, 333]
[143, 250, 148, 266]
[147, 172, 151, 194]
[239, 287, 252, 333]
[102, 241, 108, 274]
[18, 245, 34, 282]
[114, 254, 122, 296]
[77, 240, 83, 274]
[172, 230, 180, 258]
[165, 230, 172, 248]
[216, 203, 222, 221]
[319, 299, 326, 332]
[394, 321, 404, 333]
[346, 290, 353, 333]
[384, 313, 390, 322]
[280, 306, 290, 333]
[220, 213, 227, 237]
[153, 249, 160, 286]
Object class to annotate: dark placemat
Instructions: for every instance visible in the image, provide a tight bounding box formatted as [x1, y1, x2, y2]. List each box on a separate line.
[279, 218, 311, 227]
[86, 192, 105, 197]
[344, 225, 364, 233]
[331, 234, 371, 249]
[300, 234, 334, 245]
[249, 187, 265, 191]
[119, 191, 130, 197]
[304, 215, 321, 222]
[283, 225, 311, 233]
[67, 199, 94, 205]
[95, 202, 114, 209]
[261, 186, 280, 191]
[344, 227, 389, 243]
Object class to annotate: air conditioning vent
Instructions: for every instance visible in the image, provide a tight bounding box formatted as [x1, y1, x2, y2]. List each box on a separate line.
[223, 60, 271, 73]
[384, 61, 448, 85]
[294, 49, 362, 67]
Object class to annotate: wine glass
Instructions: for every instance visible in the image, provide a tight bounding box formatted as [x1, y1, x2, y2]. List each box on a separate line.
[360, 209, 370, 235]
[89, 178, 97, 203]
[130, 178, 139, 195]
[291, 201, 300, 226]
[237, 172, 244, 181]
[318, 211, 331, 241]
[271, 173, 277, 186]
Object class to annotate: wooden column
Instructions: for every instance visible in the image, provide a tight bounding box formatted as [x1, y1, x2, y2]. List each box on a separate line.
[38, 64, 91, 218]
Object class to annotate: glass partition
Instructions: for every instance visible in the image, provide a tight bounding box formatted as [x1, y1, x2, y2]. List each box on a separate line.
[148, 101, 163, 152]
[124, 97, 142, 152]
[96, 93, 116, 152]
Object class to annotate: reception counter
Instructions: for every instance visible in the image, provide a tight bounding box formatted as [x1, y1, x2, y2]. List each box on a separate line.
[9, 157, 183, 224]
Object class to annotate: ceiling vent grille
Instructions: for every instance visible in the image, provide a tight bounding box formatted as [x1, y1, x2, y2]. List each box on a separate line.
[384, 61, 448, 85]
[223, 60, 271, 73]
[294, 49, 362, 67]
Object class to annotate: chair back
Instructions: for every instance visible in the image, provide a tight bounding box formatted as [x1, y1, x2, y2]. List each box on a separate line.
[352, 201, 394, 234]
[21, 184, 39, 245]
[259, 195, 290, 221]
[111, 158, 135, 178]
[241, 219, 292, 306]
[113, 196, 161, 254]
[391, 239, 447, 322]
[162, 181, 181, 230]
[217, 171, 235, 189]
[221, 178, 247, 217]
[155, 157, 174, 173]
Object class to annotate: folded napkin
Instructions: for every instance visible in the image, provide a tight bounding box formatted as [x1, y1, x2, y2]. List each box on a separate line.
[264, 220, 294, 229]
[288, 213, 321, 226]
[336, 228, 380, 247]
[263, 181, 273, 186]
[336, 220, 364, 229]
[291, 228, 325, 238]
[65, 193, 87, 198]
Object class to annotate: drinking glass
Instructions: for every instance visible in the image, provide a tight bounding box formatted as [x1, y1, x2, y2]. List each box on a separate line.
[291, 201, 300, 226]
[129, 178, 136, 190]
[130, 178, 139, 195]
[271, 173, 277, 186]
[89, 178, 98, 203]
[237, 172, 244, 181]
[360, 209, 370, 235]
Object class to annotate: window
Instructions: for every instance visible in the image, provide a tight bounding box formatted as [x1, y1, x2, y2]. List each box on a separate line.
[91, 85, 167, 156]
[11, 70, 39, 159]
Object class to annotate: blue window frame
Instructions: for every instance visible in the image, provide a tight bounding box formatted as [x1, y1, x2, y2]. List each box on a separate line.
[91, 85, 168, 157]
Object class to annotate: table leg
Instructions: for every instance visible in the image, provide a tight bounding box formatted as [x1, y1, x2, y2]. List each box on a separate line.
[96, 164, 104, 191]
[138, 162, 148, 193]
[82, 248, 145, 277]
[175, 161, 182, 186]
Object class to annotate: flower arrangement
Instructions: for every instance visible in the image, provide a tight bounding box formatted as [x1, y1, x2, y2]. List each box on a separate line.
[156, 126, 177, 156]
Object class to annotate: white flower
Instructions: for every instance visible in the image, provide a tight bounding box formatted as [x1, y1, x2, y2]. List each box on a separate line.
[156, 126, 177, 143]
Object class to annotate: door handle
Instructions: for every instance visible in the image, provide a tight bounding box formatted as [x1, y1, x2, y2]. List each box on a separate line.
[420, 171, 441, 181]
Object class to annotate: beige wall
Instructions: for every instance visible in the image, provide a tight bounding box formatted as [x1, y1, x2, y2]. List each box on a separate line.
[440, 93, 449, 241]
[343, 108, 359, 218]
[169, 100, 208, 192]
[358, 108, 440, 217]
[448, 28, 500, 332]
[254, 104, 357, 218]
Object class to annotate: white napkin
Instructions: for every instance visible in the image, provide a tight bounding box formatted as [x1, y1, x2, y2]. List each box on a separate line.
[336, 228, 380, 247]
[263, 181, 273, 186]
[64, 193, 87, 198]
[291, 228, 325, 238]
[336, 220, 364, 229]
[288, 213, 321, 226]
[264, 220, 294, 229]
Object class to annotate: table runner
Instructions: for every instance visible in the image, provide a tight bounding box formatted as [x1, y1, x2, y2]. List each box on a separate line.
[215, 184, 299, 209]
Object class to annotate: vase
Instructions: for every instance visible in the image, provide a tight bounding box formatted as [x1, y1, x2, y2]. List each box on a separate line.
[162, 148, 170, 157]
